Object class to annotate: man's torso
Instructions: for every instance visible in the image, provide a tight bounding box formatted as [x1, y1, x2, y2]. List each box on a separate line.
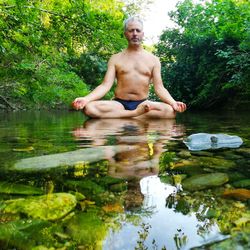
[113, 49, 156, 100]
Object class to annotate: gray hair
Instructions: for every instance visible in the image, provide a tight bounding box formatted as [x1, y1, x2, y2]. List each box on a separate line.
[123, 16, 144, 31]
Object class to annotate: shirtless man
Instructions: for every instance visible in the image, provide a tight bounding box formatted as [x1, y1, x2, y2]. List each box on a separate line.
[72, 16, 186, 118]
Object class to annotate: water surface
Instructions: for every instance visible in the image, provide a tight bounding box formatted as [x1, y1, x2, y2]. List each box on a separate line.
[0, 110, 249, 250]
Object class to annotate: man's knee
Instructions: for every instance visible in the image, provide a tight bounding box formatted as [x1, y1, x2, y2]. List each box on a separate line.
[152, 102, 176, 118]
[164, 104, 176, 118]
[84, 103, 98, 117]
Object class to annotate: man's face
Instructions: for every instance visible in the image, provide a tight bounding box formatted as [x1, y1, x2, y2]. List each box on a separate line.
[124, 21, 144, 45]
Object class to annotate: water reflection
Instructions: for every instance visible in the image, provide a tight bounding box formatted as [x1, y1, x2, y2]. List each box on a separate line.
[73, 118, 185, 212]
[103, 174, 228, 250]
[72, 118, 227, 249]
[73, 118, 185, 178]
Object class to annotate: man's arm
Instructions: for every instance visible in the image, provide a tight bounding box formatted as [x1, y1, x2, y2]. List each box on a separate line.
[72, 56, 116, 110]
[152, 57, 186, 113]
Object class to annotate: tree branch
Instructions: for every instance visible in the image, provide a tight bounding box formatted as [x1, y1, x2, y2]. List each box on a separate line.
[0, 95, 16, 110]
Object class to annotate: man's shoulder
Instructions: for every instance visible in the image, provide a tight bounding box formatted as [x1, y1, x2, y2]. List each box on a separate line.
[109, 51, 124, 62]
[107, 53, 121, 66]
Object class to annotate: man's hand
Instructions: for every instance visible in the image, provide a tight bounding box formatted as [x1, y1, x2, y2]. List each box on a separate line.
[172, 101, 187, 113]
[72, 97, 88, 110]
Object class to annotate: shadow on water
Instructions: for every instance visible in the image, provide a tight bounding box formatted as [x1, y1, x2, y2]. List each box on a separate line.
[0, 110, 249, 249]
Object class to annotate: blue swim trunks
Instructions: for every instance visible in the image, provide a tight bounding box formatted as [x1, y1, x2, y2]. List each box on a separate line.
[114, 98, 147, 110]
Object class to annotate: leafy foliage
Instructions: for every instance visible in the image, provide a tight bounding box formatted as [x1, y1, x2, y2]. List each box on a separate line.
[0, 0, 132, 109]
[156, 0, 250, 109]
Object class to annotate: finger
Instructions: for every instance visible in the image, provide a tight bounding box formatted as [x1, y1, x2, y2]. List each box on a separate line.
[183, 103, 187, 111]
[72, 100, 78, 106]
[180, 103, 186, 112]
[72, 101, 80, 110]
[178, 105, 184, 112]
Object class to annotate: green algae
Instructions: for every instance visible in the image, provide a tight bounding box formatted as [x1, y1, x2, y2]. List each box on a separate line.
[0, 219, 51, 250]
[65, 209, 108, 249]
[1, 193, 77, 221]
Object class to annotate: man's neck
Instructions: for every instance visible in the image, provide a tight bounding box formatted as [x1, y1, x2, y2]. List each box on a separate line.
[127, 44, 143, 52]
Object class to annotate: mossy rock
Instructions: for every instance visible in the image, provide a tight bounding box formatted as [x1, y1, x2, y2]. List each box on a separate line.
[172, 157, 235, 174]
[64, 179, 105, 196]
[236, 148, 250, 158]
[159, 174, 174, 185]
[0, 182, 43, 195]
[1, 193, 77, 221]
[197, 157, 236, 170]
[228, 173, 247, 182]
[190, 151, 214, 157]
[232, 179, 250, 189]
[64, 179, 111, 205]
[222, 189, 250, 201]
[65, 209, 107, 248]
[177, 150, 192, 158]
[109, 183, 127, 192]
[96, 176, 126, 187]
[182, 173, 229, 191]
[220, 150, 243, 160]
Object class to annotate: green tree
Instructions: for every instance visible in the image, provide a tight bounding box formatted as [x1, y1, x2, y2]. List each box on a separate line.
[0, 0, 128, 109]
[156, 0, 250, 109]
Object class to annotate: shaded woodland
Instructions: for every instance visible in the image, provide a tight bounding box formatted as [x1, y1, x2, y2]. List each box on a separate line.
[0, 0, 249, 110]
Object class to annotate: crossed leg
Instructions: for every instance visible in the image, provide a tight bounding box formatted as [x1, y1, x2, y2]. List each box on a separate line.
[136, 101, 176, 119]
[84, 100, 176, 119]
[84, 100, 150, 118]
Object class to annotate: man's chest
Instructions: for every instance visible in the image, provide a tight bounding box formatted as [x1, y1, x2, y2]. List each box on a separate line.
[116, 56, 154, 77]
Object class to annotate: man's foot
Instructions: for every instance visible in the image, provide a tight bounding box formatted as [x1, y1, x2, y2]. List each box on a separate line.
[134, 102, 151, 116]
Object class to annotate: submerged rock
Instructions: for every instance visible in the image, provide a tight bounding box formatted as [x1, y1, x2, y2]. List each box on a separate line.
[177, 150, 192, 158]
[109, 183, 127, 192]
[0, 181, 43, 195]
[235, 148, 250, 158]
[184, 133, 243, 151]
[1, 193, 77, 220]
[12, 145, 135, 172]
[172, 157, 235, 174]
[182, 173, 229, 191]
[65, 210, 107, 247]
[102, 202, 124, 213]
[232, 179, 250, 189]
[222, 189, 250, 201]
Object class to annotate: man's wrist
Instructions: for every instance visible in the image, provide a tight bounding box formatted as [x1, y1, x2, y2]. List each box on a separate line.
[169, 101, 176, 108]
[83, 97, 90, 104]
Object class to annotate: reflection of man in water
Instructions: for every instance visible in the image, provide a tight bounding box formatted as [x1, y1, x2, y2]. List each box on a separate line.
[73, 118, 183, 178]
[73, 118, 185, 209]
[72, 16, 186, 118]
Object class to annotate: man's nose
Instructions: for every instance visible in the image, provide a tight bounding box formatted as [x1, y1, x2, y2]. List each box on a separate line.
[132, 30, 138, 35]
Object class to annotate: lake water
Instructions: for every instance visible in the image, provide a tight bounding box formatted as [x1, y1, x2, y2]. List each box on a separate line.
[0, 110, 249, 250]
